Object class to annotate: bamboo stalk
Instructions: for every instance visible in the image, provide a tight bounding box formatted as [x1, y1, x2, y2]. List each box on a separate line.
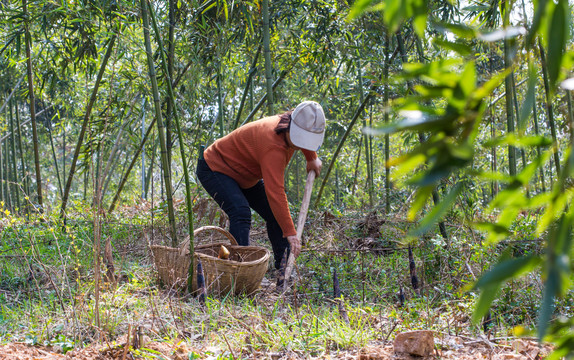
[532, 87, 546, 193]
[101, 105, 136, 202]
[315, 88, 374, 206]
[8, 99, 20, 212]
[15, 101, 30, 214]
[504, 31, 517, 176]
[0, 143, 3, 202]
[398, 31, 450, 247]
[141, 0, 178, 245]
[241, 68, 291, 126]
[262, 0, 273, 115]
[60, 34, 117, 220]
[166, 0, 176, 164]
[384, 32, 391, 213]
[357, 63, 373, 207]
[23, 0, 43, 211]
[0, 77, 23, 115]
[538, 39, 561, 176]
[511, 73, 530, 198]
[146, 0, 195, 291]
[48, 118, 63, 199]
[233, 44, 262, 129]
[567, 91, 573, 146]
[3, 141, 10, 210]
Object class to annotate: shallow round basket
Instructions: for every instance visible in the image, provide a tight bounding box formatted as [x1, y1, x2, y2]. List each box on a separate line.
[150, 226, 269, 296]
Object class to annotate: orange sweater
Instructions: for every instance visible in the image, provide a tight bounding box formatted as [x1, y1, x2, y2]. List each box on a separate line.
[204, 116, 317, 237]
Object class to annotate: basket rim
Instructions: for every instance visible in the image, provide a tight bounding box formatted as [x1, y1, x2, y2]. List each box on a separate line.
[195, 247, 270, 266]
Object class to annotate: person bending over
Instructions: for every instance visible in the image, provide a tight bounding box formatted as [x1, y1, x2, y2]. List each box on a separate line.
[196, 101, 326, 269]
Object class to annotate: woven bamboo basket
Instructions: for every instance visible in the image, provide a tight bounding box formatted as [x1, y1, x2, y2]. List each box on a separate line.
[150, 226, 270, 296]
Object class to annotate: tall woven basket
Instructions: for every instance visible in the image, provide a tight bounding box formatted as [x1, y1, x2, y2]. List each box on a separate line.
[150, 226, 270, 296]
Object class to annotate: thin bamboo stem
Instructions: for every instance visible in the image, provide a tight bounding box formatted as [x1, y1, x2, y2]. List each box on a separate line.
[147, 0, 196, 291]
[538, 39, 561, 176]
[384, 32, 391, 213]
[23, 0, 43, 211]
[262, 0, 273, 115]
[15, 101, 30, 215]
[315, 88, 374, 206]
[60, 34, 117, 220]
[141, 0, 178, 245]
[233, 44, 262, 129]
[8, 99, 20, 212]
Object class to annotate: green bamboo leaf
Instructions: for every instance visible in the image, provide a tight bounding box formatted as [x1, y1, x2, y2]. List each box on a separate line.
[459, 62, 476, 98]
[407, 185, 434, 221]
[472, 282, 501, 323]
[538, 267, 559, 340]
[487, 181, 524, 211]
[556, 212, 574, 263]
[525, 0, 548, 47]
[408, 183, 462, 237]
[389, 153, 427, 182]
[412, 0, 427, 38]
[347, 0, 376, 20]
[474, 256, 541, 290]
[462, 5, 490, 11]
[483, 134, 553, 148]
[474, 222, 511, 239]
[433, 39, 472, 57]
[546, 0, 567, 88]
[384, 0, 408, 33]
[518, 63, 537, 132]
[431, 21, 476, 39]
[537, 191, 573, 235]
[516, 150, 552, 185]
[473, 68, 511, 101]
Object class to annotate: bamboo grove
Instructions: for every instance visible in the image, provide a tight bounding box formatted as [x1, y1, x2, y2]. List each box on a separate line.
[0, 0, 573, 349]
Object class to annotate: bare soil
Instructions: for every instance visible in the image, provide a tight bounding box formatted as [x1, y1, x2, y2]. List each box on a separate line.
[0, 336, 551, 359]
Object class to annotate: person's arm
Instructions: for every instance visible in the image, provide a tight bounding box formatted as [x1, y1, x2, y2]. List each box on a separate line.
[301, 149, 322, 176]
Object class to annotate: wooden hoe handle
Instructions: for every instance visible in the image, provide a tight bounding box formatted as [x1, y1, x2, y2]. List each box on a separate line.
[283, 170, 315, 292]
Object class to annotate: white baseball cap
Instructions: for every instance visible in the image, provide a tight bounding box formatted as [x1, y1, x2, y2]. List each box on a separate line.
[289, 101, 326, 151]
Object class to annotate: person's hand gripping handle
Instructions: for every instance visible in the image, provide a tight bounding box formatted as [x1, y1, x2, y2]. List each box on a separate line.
[283, 170, 315, 291]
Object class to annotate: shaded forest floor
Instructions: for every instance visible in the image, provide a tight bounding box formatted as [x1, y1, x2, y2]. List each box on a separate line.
[0, 199, 562, 359]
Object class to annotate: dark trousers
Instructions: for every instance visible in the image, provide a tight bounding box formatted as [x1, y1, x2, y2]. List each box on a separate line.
[196, 158, 289, 269]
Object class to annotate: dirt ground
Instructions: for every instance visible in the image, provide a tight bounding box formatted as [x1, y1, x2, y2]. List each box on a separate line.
[0, 336, 551, 359]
